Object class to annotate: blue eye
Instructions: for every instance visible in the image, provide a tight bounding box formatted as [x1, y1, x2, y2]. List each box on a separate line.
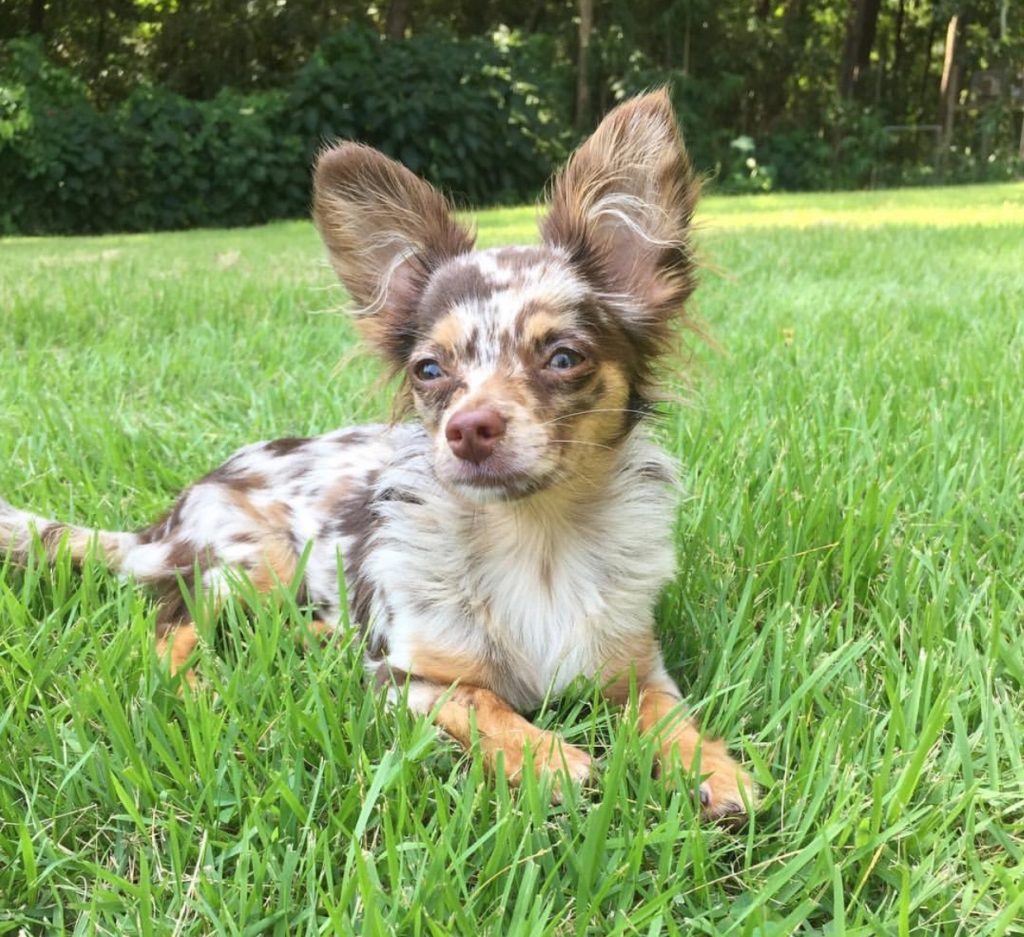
[547, 348, 584, 371]
[414, 359, 445, 381]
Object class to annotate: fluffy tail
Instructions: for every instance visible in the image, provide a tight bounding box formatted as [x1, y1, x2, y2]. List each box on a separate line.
[0, 496, 138, 570]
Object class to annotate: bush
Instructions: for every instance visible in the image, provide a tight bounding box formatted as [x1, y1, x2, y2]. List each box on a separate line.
[0, 30, 571, 235]
[287, 27, 571, 207]
[0, 40, 307, 234]
[6, 28, 1014, 235]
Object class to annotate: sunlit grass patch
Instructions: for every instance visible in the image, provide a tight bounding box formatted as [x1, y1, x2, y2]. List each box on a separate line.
[699, 181, 1024, 230]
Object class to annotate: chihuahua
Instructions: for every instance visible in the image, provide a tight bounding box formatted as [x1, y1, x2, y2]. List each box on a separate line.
[1, 90, 753, 818]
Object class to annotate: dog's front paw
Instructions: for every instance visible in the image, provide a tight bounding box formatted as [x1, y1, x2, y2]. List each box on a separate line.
[658, 733, 756, 821]
[694, 740, 756, 821]
[537, 739, 593, 803]
[534, 736, 593, 782]
[485, 728, 593, 795]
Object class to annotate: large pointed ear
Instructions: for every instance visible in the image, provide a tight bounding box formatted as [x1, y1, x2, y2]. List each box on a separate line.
[542, 89, 699, 345]
[312, 142, 475, 362]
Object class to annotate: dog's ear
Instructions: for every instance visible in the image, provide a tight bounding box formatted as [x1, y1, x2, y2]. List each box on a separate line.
[542, 89, 699, 344]
[313, 143, 475, 361]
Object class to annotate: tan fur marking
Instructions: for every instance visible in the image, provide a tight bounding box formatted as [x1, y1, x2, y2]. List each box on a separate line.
[429, 313, 467, 353]
[521, 308, 573, 346]
[155, 622, 199, 686]
[433, 684, 591, 797]
[247, 536, 298, 593]
[226, 489, 291, 531]
[551, 362, 632, 490]
[637, 686, 755, 817]
[318, 477, 354, 515]
[411, 644, 494, 688]
[582, 361, 631, 431]
[302, 619, 337, 643]
[461, 373, 532, 413]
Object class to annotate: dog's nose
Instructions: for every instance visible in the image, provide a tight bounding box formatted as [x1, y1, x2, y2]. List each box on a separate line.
[445, 408, 507, 464]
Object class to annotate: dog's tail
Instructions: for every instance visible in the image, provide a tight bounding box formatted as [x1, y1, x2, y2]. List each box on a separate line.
[0, 495, 140, 572]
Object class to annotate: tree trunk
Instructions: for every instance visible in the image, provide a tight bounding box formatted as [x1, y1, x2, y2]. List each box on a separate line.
[575, 0, 594, 130]
[919, 16, 938, 112]
[856, 0, 881, 75]
[889, 0, 906, 111]
[385, 0, 409, 40]
[682, 4, 691, 77]
[28, 0, 45, 35]
[95, 0, 107, 79]
[839, 0, 882, 99]
[938, 14, 961, 161]
[524, 0, 546, 34]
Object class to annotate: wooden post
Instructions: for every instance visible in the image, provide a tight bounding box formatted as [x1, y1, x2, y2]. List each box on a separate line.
[938, 13, 961, 165]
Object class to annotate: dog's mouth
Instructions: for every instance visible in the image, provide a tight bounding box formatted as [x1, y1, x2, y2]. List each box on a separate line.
[432, 443, 559, 500]
[446, 461, 554, 500]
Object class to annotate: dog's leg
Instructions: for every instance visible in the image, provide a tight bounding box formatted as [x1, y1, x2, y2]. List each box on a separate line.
[603, 661, 754, 819]
[153, 616, 335, 688]
[154, 619, 200, 687]
[396, 677, 592, 797]
[634, 678, 754, 819]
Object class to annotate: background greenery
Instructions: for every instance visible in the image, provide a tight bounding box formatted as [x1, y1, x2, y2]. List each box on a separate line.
[1, 184, 1022, 933]
[2, 1, 1023, 234]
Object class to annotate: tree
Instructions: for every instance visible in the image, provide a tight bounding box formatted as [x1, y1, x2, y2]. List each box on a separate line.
[939, 12, 961, 151]
[839, 0, 882, 98]
[575, 0, 593, 130]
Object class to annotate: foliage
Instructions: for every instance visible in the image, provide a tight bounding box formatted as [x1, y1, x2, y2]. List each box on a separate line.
[0, 39, 306, 234]
[2, 1, 1023, 233]
[0, 30, 570, 234]
[286, 27, 571, 206]
[2, 186, 1023, 930]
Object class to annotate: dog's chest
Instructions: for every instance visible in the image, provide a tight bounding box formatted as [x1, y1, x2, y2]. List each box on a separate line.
[364, 447, 679, 708]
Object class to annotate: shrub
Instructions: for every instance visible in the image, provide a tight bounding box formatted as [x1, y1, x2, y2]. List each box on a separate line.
[1, 29, 571, 235]
[0, 40, 308, 234]
[286, 27, 570, 206]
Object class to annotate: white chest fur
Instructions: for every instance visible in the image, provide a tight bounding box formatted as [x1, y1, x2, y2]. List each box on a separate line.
[362, 432, 679, 709]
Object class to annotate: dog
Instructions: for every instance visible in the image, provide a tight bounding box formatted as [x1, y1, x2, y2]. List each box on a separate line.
[0, 90, 754, 819]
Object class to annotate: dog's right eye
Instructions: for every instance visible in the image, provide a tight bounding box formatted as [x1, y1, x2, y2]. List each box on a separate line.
[414, 359, 446, 381]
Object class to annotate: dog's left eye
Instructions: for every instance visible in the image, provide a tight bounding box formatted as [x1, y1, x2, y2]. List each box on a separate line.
[414, 359, 446, 381]
[546, 348, 584, 371]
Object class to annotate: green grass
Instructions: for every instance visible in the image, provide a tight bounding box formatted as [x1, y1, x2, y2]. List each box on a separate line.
[1, 181, 1023, 935]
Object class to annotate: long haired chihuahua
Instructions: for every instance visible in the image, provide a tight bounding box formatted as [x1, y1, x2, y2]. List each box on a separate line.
[1, 90, 754, 818]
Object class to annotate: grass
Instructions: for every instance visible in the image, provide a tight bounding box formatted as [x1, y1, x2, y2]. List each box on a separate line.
[1, 181, 1023, 935]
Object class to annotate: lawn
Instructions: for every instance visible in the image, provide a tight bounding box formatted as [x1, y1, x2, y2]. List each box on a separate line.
[1, 182, 1023, 935]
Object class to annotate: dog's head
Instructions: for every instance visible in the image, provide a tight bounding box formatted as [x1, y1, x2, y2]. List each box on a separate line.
[313, 90, 699, 502]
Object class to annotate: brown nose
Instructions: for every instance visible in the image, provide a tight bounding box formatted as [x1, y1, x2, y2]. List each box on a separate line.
[445, 408, 507, 464]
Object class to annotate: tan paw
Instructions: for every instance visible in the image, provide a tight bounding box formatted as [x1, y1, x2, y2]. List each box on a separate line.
[692, 739, 756, 821]
[491, 732, 592, 801]
[535, 738, 593, 803]
[660, 735, 756, 821]
[534, 736, 593, 780]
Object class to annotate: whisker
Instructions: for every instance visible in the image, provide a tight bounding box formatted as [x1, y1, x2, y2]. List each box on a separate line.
[540, 408, 659, 427]
[549, 438, 617, 452]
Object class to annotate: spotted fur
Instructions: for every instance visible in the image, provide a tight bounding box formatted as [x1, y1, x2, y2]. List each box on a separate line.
[0, 91, 753, 819]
